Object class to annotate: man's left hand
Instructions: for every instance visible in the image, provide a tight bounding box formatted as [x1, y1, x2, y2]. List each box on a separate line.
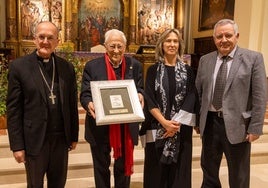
[138, 93, 144, 109]
[246, 134, 260, 142]
[69, 142, 78, 151]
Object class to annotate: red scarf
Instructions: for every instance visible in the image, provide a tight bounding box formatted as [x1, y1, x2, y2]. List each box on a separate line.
[105, 53, 134, 176]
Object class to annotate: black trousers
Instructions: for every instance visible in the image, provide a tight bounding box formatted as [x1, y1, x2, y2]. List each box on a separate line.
[201, 112, 251, 188]
[143, 142, 161, 188]
[143, 125, 193, 188]
[25, 133, 68, 188]
[90, 142, 130, 188]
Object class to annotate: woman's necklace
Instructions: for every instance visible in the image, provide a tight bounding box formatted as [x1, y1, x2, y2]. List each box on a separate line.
[38, 57, 56, 104]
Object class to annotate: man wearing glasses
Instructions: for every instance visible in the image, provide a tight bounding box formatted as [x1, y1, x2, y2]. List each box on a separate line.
[80, 29, 144, 188]
[7, 21, 79, 188]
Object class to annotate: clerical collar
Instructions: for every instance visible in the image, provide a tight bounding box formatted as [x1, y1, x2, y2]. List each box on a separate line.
[43, 58, 50, 63]
[36, 51, 52, 63]
[109, 58, 122, 68]
[37, 56, 50, 64]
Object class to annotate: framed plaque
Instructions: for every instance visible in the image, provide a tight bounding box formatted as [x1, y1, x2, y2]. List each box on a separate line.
[90, 80, 145, 125]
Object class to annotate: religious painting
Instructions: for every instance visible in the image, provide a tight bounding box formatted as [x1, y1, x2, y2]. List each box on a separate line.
[199, 0, 235, 31]
[20, 0, 63, 40]
[137, 0, 175, 45]
[78, 0, 123, 51]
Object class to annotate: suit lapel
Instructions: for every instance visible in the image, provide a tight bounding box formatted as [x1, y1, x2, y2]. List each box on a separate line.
[99, 57, 108, 80]
[53, 55, 65, 104]
[30, 53, 47, 104]
[208, 52, 218, 98]
[56, 58, 65, 105]
[208, 52, 218, 75]
[124, 56, 133, 79]
[225, 48, 242, 93]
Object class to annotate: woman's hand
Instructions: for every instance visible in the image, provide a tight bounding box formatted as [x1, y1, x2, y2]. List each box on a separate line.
[162, 119, 181, 138]
[150, 108, 180, 138]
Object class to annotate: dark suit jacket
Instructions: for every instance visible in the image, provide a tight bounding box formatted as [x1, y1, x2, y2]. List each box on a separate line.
[196, 47, 267, 144]
[80, 55, 144, 146]
[7, 51, 79, 155]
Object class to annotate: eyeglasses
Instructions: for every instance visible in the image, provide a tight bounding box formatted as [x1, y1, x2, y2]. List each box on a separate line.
[36, 35, 57, 42]
[107, 44, 125, 51]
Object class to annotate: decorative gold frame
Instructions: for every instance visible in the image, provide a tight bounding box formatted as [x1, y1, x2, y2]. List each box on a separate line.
[90, 80, 145, 125]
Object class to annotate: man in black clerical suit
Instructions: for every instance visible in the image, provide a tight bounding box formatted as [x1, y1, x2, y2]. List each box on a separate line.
[7, 21, 79, 188]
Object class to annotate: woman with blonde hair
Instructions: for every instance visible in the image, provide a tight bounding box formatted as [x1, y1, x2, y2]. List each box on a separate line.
[140, 28, 199, 188]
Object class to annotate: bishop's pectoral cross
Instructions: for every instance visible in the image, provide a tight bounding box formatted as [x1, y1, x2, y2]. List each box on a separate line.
[49, 92, 56, 104]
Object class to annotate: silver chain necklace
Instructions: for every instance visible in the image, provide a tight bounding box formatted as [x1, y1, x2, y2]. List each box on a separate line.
[38, 57, 56, 104]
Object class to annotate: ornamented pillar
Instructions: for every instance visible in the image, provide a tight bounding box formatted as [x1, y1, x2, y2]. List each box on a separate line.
[65, 0, 72, 41]
[175, 0, 184, 31]
[71, 0, 78, 45]
[6, 0, 17, 40]
[63, 0, 74, 50]
[128, 0, 139, 53]
[4, 0, 19, 58]
[129, 0, 136, 44]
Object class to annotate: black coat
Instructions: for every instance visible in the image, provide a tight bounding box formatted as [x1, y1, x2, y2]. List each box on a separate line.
[80, 55, 144, 146]
[7, 51, 79, 155]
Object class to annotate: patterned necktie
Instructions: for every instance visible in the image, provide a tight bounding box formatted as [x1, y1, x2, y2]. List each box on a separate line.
[212, 56, 228, 110]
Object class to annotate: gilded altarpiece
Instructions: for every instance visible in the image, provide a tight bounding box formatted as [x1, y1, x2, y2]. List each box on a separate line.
[4, 0, 185, 58]
[77, 0, 123, 51]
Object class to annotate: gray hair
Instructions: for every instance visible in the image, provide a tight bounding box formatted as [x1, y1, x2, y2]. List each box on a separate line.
[213, 19, 239, 37]
[104, 29, 127, 45]
[155, 29, 185, 62]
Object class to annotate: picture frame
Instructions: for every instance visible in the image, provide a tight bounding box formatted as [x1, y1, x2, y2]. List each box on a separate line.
[90, 80, 145, 126]
[198, 0, 235, 31]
